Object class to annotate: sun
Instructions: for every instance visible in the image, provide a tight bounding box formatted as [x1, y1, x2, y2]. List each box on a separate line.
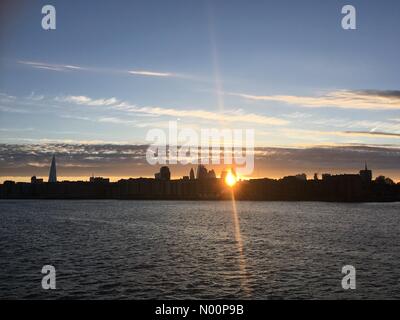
[225, 170, 237, 187]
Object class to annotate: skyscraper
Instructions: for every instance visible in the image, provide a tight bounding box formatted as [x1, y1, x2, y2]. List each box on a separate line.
[359, 162, 372, 183]
[196, 165, 208, 180]
[155, 166, 171, 180]
[208, 169, 216, 179]
[189, 168, 195, 180]
[48, 155, 57, 183]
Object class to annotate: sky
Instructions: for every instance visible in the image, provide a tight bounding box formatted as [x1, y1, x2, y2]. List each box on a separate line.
[0, 0, 399, 181]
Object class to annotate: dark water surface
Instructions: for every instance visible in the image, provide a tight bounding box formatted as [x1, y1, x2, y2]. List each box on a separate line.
[1, 200, 399, 299]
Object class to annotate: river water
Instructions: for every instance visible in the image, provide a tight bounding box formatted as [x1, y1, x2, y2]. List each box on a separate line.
[1, 200, 399, 299]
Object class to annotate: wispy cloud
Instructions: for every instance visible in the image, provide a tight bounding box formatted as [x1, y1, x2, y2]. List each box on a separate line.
[128, 70, 173, 77]
[57, 95, 119, 106]
[18, 61, 84, 72]
[308, 118, 400, 134]
[18, 60, 181, 79]
[280, 128, 400, 140]
[59, 95, 289, 126]
[117, 104, 289, 125]
[0, 138, 128, 145]
[98, 117, 138, 126]
[232, 90, 400, 110]
[1, 92, 288, 127]
[343, 131, 400, 138]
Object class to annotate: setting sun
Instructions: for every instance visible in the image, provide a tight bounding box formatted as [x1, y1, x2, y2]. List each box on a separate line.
[225, 170, 237, 187]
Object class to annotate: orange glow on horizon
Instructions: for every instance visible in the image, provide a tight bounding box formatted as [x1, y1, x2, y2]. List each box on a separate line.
[2, 169, 399, 184]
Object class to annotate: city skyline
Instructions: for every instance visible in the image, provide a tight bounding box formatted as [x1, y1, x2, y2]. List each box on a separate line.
[2, 154, 399, 203]
[1, 151, 398, 184]
[0, 143, 400, 183]
[1, 0, 399, 182]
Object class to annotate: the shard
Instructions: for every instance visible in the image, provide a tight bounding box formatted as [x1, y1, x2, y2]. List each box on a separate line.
[48, 155, 57, 183]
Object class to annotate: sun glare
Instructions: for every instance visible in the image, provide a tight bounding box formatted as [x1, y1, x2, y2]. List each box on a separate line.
[225, 170, 237, 187]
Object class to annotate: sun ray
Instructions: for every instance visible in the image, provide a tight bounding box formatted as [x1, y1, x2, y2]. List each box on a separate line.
[229, 187, 251, 297]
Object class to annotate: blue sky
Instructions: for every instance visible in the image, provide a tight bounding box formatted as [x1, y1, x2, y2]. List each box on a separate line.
[0, 0, 399, 180]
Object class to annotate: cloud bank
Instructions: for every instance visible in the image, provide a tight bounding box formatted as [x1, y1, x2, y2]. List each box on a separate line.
[1, 144, 399, 182]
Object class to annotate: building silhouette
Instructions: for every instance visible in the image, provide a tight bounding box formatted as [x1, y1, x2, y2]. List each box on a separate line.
[196, 165, 216, 180]
[189, 168, 195, 180]
[208, 169, 216, 179]
[90, 176, 110, 183]
[196, 165, 208, 180]
[360, 162, 372, 183]
[295, 173, 307, 181]
[155, 166, 171, 180]
[48, 155, 57, 183]
[1, 163, 398, 202]
[31, 176, 43, 184]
